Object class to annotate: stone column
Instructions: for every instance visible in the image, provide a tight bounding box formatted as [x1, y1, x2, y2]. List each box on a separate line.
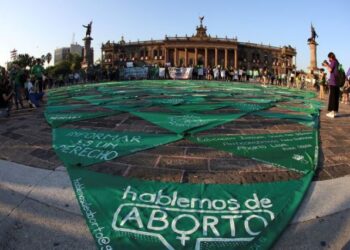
[174, 48, 178, 67]
[215, 48, 218, 66]
[234, 49, 238, 69]
[185, 48, 188, 67]
[82, 36, 93, 69]
[194, 48, 198, 66]
[224, 49, 228, 68]
[308, 40, 318, 71]
[204, 48, 208, 68]
[164, 48, 168, 64]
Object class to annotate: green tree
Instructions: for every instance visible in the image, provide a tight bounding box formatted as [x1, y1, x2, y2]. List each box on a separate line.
[46, 53, 52, 65]
[41, 55, 46, 65]
[52, 61, 71, 76]
[13, 54, 35, 68]
[69, 53, 82, 72]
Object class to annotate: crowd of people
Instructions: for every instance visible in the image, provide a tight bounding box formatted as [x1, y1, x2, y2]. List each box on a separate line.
[0, 59, 45, 117]
[1, 53, 350, 119]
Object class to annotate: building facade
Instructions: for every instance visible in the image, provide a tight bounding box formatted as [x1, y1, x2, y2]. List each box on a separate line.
[101, 19, 296, 75]
[70, 43, 84, 57]
[54, 44, 85, 65]
[54, 47, 70, 65]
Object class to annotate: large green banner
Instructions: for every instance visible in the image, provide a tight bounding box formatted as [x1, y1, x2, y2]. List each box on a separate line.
[68, 167, 313, 250]
[255, 111, 319, 128]
[131, 111, 246, 134]
[45, 104, 85, 113]
[190, 131, 318, 173]
[53, 128, 182, 167]
[45, 111, 118, 128]
[44, 80, 321, 250]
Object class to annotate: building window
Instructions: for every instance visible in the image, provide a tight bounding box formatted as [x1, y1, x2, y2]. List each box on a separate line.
[153, 50, 158, 57]
[153, 50, 158, 59]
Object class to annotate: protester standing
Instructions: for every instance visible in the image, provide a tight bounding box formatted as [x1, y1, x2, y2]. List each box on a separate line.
[31, 59, 45, 93]
[13, 64, 25, 109]
[319, 69, 327, 100]
[322, 52, 340, 118]
[0, 81, 14, 117]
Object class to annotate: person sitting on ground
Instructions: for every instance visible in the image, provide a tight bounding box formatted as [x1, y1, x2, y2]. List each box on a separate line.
[25, 78, 44, 108]
[0, 80, 14, 117]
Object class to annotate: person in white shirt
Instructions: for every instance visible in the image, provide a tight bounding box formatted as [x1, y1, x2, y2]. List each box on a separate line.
[25, 78, 44, 108]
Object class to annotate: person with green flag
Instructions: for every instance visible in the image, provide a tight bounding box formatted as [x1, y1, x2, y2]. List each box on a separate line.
[31, 58, 45, 93]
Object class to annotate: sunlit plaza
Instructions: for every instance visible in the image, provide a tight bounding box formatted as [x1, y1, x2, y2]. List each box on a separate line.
[1, 1, 350, 250]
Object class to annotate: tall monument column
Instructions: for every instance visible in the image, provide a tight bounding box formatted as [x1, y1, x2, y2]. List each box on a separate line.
[82, 36, 93, 67]
[308, 40, 318, 71]
[82, 21, 93, 69]
[307, 24, 318, 71]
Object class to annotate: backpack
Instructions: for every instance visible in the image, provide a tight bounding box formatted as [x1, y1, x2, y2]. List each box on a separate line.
[336, 64, 346, 87]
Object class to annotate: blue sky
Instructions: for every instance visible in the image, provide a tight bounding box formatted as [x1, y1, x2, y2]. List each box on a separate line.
[0, 0, 349, 70]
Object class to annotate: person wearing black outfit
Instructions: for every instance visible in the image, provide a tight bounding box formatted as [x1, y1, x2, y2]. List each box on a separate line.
[0, 81, 14, 117]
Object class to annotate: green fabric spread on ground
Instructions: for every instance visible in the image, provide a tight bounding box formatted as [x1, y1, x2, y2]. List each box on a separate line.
[131, 111, 247, 134]
[45, 80, 321, 250]
[190, 130, 318, 173]
[68, 166, 314, 250]
[45, 111, 118, 128]
[53, 128, 182, 167]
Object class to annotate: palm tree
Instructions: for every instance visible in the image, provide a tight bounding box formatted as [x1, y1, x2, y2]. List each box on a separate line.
[41, 55, 46, 65]
[14, 54, 35, 68]
[46, 53, 52, 65]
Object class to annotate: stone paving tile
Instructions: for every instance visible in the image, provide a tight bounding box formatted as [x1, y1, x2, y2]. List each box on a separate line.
[125, 167, 183, 182]
[144, 145, 186, 157]
[115, 153, 159, 167]
[312, 167, 332, 181]
[186, 147, 233, 158]
[183, 171, 243, 184]
[240, 170, 302, 183]
[157, 156, 209, 170]
[88, 162, 129, 176]
[326, 164, 350, 178]
[1, 131, 23, 140]
[210, 158, 261, 171]
[30, 148, 57, 160]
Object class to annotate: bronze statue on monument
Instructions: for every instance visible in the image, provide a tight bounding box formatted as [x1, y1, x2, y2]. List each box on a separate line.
[307, 23, 318, 71]
[83, 21, 93, 37]
[199, 16, 204, 27]
[307, 24, 318, 42]
[82, 21, 93, 69]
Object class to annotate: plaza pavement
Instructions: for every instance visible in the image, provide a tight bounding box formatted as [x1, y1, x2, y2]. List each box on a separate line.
[1, 89, 350, 249]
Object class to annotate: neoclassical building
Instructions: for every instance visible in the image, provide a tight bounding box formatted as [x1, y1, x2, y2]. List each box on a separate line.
[101, 18, 296, 75]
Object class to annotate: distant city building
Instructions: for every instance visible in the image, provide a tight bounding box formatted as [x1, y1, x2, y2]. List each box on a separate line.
[70, 43, 84, 57]
[102, 18, 296, 75]
[54, 43, 84, 65]
[54, 47, 70, 65]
